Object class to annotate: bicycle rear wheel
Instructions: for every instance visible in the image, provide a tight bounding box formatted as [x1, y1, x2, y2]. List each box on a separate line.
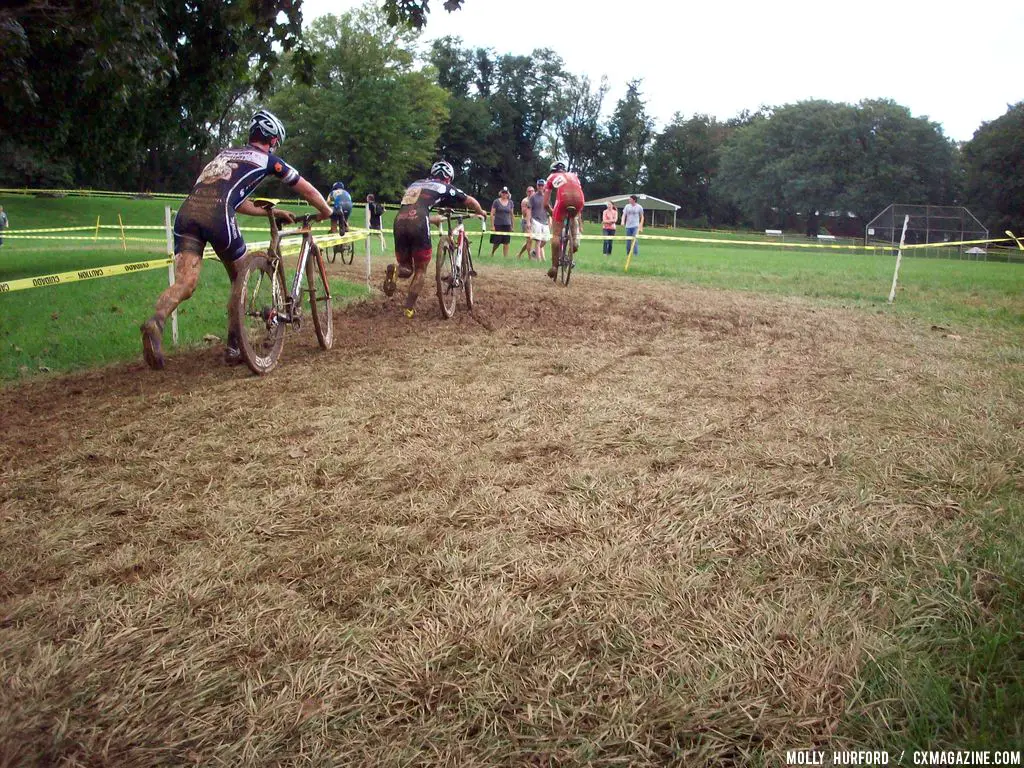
[563, 220, 576, 286]
[558, 221, 571, 286]
[306, 243, 333, 350]
[340, 242, 355, 265]
[435, 240, 457, 318]
[234, 251, 286, 375]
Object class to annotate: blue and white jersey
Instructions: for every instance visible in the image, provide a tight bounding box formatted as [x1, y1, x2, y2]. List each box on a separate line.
[173, 144, 301, 262]
[328, 188, 353, 215]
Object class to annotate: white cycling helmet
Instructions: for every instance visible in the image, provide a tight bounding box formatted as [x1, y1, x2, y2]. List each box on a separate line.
[249, 108, 286, 145]
[550, 160, 567, 173]
[430, 160, 455, 182]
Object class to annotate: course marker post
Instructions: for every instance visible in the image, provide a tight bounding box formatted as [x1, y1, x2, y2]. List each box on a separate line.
[887, 214, 911, 304]
[364, 204, 372, 290]
[164, 206, 178, 345]
[117, 214, 127, 251]
[94, 216, 100, 241]
[624, 231, 638, 272]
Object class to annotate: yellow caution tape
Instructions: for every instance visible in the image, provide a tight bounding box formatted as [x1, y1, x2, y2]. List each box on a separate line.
[0, 257, 174, 294]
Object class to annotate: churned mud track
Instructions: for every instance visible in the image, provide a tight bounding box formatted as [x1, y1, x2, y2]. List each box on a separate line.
[1, 264, 1021, 766]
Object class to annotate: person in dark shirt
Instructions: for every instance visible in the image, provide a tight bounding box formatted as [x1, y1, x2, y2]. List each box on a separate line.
[382, 160, 486, 318]
[140, 108, 332, 370]
[366, 193, 386, 254]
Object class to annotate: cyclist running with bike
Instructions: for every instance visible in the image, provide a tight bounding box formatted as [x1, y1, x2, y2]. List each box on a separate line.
[542, 160, 585, 281]
[382, 160, 487, 318]
[327, 181, 353, 235]
[140, 108, 332, 370]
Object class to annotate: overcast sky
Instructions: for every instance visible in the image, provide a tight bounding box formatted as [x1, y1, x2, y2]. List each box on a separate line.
[300, 0, 1022, 143]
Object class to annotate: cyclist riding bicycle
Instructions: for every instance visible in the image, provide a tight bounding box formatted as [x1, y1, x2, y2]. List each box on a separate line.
[327, 181, 353, 235]
[140, 108, 332, 370]
[383, 160, 487, 318]
[542, 160, 585, 281]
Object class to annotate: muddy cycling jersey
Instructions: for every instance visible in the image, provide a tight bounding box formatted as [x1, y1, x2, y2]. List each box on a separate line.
[173, 145, 301, 262]
[393, 179, 471, 265]
[396, 179, 468, 220]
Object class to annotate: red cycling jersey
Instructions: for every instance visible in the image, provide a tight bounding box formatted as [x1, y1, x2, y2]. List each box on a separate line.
[545, 171, 585, 226]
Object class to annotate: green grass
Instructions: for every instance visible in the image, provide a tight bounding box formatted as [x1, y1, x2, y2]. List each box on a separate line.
[0, 195, 368, 380]
[842, 493, 1024, 749]
[2, 196, 1023, 381]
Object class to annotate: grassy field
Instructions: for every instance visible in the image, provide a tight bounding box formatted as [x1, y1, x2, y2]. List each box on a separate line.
[2, 195, 1022, 382]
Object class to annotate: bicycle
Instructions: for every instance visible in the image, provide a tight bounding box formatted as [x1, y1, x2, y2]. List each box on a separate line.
[556, 206, 579, 286]
[230, 199, 333, 376]
[326, 213, 355, 265]
[435, 208, 484, 318]
[327, 240, 355, 265]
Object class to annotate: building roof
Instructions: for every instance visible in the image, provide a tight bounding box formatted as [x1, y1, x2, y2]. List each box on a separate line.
[584, 193, 681, 212]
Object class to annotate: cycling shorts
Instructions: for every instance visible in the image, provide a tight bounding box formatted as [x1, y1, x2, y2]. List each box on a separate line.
[393, 215, 433, 267]
[552, 189, 585, 227]
[172, 204, 246, 262]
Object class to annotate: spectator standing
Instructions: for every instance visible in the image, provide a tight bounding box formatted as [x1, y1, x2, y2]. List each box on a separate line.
[528, 179, 550, 265]
[0, 205, 7, 249]
[601, 201, 617, 255]
[489, 186, 515, 257]
[622, 194, 644, 256]
[366, 193, 386, 254]
[515, 185, 535, 259]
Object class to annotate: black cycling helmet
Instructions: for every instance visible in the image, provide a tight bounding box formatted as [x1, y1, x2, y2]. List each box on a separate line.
[430, 160, 455, 183]
[550, 160, 567, 173]
[249, 108, 286, 145]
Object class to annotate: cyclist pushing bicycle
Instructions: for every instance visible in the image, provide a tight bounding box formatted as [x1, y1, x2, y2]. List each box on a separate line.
[382, 160, 487, 318]
[542, 160, 585, 281]
[140, 108, 332, 370]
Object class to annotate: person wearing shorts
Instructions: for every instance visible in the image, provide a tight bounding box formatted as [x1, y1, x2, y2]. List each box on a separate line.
[528, 179, 550, 266]
[139, 108, 332, 370]
[515, 185, 535, 259]
[489, 186, 515, 257]
[383, 160, 487, 318]
[542, 161, 585, 280]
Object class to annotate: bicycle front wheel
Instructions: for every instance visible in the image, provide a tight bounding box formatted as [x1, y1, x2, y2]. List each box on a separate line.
[463, 248, 474, 310]
[435, 240, 457, 318]
[306, 243, 333, 350]
[341, 242, 355, 265]
[234, 251, 286, 375]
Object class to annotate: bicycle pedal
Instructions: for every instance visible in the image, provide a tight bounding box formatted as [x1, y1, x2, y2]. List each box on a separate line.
[469, 269, 478, 277]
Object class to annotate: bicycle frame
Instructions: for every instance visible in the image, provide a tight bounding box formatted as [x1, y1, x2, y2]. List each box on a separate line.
[261, 205, 330, 324]
[438, 210, 476, 283]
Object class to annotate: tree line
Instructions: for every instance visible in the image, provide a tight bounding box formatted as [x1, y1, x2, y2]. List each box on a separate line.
[1, 0, 1021, 235]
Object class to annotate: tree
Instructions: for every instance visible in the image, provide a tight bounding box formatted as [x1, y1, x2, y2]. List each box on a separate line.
[0, 0, 309, 189]
[551, 75, 609, 181]
[265, 10, 448, 200]
[379, 0, 467, 29]
[717, 99, 958, 231]
[599, 80, 653, 194]
[961, 101, 1024, 234]
[646, 113, 732, 226]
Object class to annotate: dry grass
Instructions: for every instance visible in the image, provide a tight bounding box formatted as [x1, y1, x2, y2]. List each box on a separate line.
[1, 265, 1021, 766]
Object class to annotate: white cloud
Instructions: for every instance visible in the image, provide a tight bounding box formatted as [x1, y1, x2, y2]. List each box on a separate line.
[301, 0, 1023, 142]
